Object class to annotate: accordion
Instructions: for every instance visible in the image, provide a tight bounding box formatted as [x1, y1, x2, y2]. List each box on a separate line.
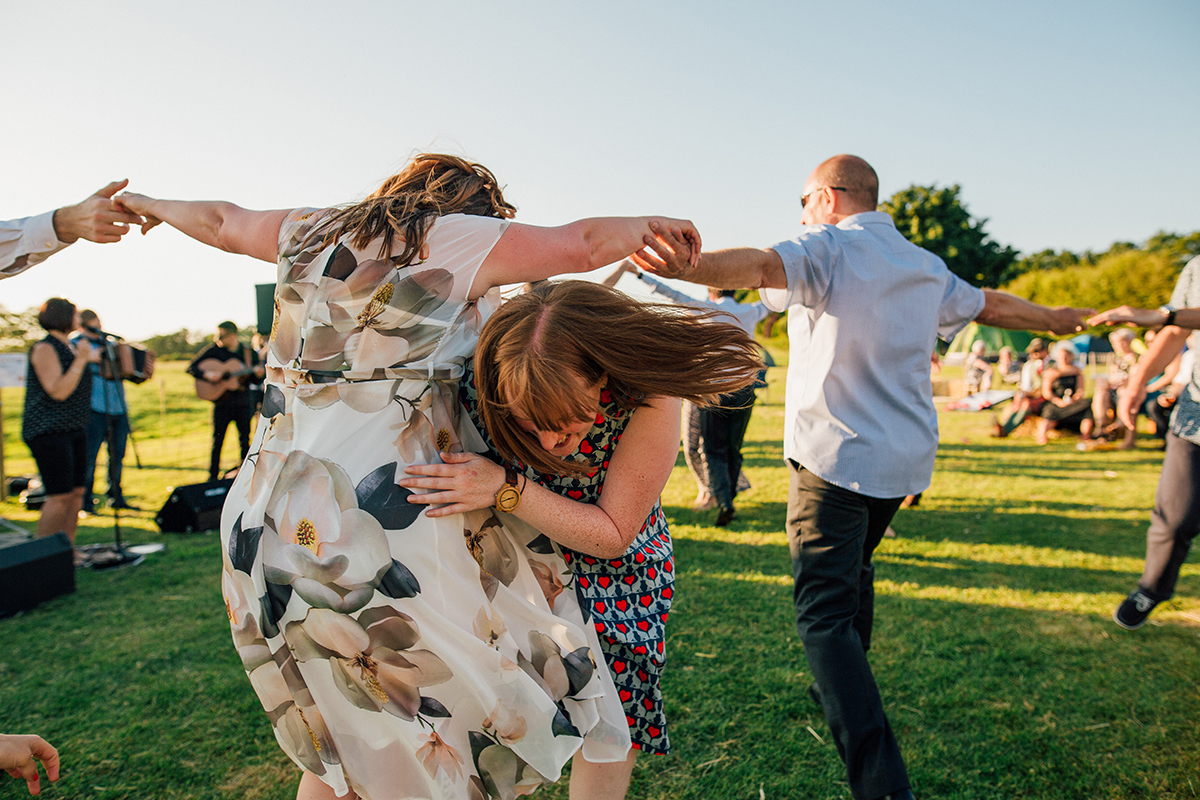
[99, 344, 156, 384]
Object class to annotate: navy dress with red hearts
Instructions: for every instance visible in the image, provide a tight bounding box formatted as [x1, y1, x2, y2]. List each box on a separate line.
[460, 360, 674, 754]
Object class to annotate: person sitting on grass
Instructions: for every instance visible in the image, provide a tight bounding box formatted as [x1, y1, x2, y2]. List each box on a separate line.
[992, 338, 1050, 438]
[963, 340, 993, 395]
[1091, 328, 1141, 448]
[996, 346, 1021, 385]
[1035, 344, 1095, 444]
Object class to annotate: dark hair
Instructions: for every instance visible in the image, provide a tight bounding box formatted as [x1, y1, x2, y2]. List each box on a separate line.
[218, 321, 238, 334]
[312, 153, 516, 264]
[475, 281, 764, 475]
[79, 309, 98, 326]
[37, 298, 76, 333]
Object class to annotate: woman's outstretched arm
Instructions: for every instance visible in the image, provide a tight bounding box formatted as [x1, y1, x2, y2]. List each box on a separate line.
[469, 217, 700, 299]
[115, 193, 292, 263]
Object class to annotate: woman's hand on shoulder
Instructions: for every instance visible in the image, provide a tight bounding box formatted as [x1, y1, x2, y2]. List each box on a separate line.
[400, 452, 506, 517]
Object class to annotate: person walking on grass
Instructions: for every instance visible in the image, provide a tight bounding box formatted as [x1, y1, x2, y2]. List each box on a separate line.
[1089, 254, 1200, 630]
[635, 154, 1092, 800]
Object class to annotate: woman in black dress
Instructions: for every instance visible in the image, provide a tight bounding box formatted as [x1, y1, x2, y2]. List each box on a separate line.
[22, 297, 99, 543]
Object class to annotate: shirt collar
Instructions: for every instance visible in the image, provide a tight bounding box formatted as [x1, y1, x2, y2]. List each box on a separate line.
[836, 211, 895, 230]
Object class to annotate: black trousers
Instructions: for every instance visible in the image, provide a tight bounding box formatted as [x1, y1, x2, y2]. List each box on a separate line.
[1141, 432, 1200, 599]
[786, 462, 909, 800]
[210, 396, 253, 481]
[700, 384, 757, 510]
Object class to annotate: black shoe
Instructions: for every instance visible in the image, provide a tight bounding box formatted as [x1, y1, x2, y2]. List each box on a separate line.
[875, 790, 915, 800]
[1114, 588, 1160, 630]
[110, 499, 140, 511]
[807, 681, 823, 709]
[715, 506, 736, 527]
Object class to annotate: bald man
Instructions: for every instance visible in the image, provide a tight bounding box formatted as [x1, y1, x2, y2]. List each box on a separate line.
[636, 155, 1092, 800]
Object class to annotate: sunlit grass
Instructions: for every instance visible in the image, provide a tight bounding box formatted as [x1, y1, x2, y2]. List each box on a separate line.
[0, 351, 1197, 799]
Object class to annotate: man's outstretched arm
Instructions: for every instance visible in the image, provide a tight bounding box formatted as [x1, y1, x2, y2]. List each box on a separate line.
[975, 289, 1094, 336]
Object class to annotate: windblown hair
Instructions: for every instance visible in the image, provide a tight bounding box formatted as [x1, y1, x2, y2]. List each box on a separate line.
[475, 280, 764, 475]
[37, 298, 76, 334]
[313, 153, 516, 263]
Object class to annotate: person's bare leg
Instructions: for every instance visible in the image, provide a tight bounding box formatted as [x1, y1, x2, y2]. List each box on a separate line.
[1035, 418, 1053, 445]
[64, 487, 84, 539]
[569, 750, 637, 800]
[37, 494, 76, 542]
[297, 771, 358, 800]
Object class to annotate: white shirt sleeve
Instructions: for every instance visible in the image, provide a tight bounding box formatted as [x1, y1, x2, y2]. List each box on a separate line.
[0, 211, 69, 279]
[936, 275, 987, 341]
[761, 227, 838, 313]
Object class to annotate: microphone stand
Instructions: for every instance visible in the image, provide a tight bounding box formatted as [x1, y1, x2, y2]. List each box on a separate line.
[78, 331, 151, 570]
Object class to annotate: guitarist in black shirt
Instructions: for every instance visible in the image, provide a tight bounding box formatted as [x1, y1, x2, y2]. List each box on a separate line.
[187, 321, 264, 481]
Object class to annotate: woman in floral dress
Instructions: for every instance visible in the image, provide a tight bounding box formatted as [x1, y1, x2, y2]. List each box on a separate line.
[116, 155, 702, 800]
[401, 281, 762, 799]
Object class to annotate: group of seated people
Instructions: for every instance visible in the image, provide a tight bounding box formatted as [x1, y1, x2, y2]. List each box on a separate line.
[985, 331, 1192, 447]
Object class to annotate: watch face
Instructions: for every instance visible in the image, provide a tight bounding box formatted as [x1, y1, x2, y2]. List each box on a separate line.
[496, 485, 521, 512]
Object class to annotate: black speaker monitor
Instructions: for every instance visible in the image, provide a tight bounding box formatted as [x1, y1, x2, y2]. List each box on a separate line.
[157, 479, 235, 533]
[256, 283, 275, 338]
[0, 532, 75, 617]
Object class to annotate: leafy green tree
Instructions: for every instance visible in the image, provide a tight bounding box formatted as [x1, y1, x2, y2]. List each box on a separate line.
[141, 329, 209, 360]
[0, 305, 44, 353]
[881, 184, 1018, 287]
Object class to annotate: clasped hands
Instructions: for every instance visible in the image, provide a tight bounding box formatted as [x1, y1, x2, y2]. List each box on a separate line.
[633, 221, 697, 279]
[52, 180, 145, 245]
[400, 453, 510, 518]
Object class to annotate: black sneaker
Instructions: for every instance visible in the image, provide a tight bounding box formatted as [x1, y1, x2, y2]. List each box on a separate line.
[1114, 588, 1160, 630]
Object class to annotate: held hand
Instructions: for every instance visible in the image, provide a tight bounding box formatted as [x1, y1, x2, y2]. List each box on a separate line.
[631, 221, 696, 279]
[113, 192, 163, 234]
[1117, 384, 1146, 430]
[399, 452, 507, 518]
[52, 180, 145, 244]
[1088, 306, 1164, 328]
[1046, 306, 1097, 336]
[0, 734, 60, 796]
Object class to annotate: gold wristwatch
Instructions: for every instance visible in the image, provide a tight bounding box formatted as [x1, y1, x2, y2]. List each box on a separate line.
[495, 465, 522, 513]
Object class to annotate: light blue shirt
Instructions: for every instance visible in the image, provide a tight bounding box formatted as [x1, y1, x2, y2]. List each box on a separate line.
[761, 211, 985, 498]
[70, 333, 127, 415]
[637, 272, 769, 337]
[1168, 256, 1200, 444]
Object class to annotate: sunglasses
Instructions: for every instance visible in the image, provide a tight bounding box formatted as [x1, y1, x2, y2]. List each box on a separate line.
[800, 186, 847, 208]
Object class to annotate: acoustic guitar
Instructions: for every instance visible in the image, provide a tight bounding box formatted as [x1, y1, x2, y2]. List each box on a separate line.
[194, 358, 258, 403]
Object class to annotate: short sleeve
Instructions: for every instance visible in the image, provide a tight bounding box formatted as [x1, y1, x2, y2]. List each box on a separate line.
[420, 214, 512, 301]
[761, 227, 837, 312]
[937, 275, 986, 341]
[277, 207, 325, 261]
[1170, 256, 1200, 309]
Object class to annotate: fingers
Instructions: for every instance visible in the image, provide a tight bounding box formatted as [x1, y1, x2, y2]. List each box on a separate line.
[29, 738, 58, 783]
[11, 758, 41, 795]
[94, 179, 130, 199]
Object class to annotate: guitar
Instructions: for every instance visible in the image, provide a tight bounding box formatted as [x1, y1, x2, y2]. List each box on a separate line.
[194, 358, 258, 403]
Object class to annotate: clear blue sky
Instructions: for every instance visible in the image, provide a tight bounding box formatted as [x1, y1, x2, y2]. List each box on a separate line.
[2, 0, 1197, 339]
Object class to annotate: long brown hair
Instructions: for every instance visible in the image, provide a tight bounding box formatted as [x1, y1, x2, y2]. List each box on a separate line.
[475, 280, 764, 475]
[313, 153, 516, 263]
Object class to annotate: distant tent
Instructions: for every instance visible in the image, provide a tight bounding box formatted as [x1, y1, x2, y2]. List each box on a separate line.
[945, 323, 1036, 363]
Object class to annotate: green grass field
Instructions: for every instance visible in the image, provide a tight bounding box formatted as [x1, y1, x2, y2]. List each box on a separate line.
[0, 359, 1197, 799]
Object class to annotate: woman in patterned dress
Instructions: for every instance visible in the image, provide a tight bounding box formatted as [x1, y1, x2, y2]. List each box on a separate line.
[402, 280, 762, 799]
[115, 155, 702, 800]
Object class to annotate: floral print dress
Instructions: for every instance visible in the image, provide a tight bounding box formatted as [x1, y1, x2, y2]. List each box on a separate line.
[220, 210, 630, 800]
[461, 362, 675, 755]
